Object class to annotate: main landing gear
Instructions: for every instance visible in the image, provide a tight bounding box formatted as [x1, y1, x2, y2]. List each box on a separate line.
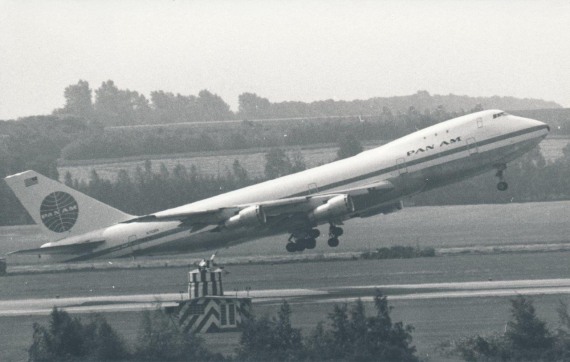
[285, 225, 344, 252]
[286, 229, 319, 252]
[327, 225, 343, 247]
[495, 164, 509, 191]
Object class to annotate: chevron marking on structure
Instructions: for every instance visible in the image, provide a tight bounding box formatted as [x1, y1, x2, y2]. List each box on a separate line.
[211, 298, 221, 304]
[178, 299, 206, 322]
[180, 315, 200, 333]
[194, 305, 221, 332]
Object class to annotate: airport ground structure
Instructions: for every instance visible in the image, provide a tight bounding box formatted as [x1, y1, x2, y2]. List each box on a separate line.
[165, 264, 252, 334]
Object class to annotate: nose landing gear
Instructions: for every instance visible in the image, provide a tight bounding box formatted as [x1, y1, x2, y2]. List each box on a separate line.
[495, 164, 508, 191]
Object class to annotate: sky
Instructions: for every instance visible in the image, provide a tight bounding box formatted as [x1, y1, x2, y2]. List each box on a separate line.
[0, 0, 569, 120]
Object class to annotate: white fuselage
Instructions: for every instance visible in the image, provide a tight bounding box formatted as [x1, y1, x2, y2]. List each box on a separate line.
[58, 110, 549, 261]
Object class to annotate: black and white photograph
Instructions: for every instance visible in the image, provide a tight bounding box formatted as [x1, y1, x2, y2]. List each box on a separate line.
[1, 1, 569, 360]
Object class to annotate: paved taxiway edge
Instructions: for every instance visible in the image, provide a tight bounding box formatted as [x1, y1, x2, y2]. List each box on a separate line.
[4, 278, 570, 316]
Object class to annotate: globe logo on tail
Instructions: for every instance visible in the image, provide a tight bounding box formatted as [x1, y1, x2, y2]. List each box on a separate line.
[40, 192, 79, 233]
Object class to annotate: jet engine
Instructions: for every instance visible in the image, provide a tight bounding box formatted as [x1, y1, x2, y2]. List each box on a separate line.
[224, 205, 266, 229]
[309, 194, 355, 223]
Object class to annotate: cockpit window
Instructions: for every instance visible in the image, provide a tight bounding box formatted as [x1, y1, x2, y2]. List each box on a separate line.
[493, 112, 508, 119]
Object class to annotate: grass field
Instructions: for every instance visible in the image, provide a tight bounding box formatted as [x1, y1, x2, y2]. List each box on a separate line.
[57, 142, 349, 182]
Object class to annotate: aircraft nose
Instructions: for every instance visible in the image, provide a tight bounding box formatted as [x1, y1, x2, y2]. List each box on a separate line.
[533, 119, 550, 133]
[532, 119, 549, 132]
[514, 115, 549, 133]
[519, 117, 550, 141]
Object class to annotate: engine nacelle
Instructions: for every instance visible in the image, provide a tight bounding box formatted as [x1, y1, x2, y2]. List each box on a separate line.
[359, 200, 403, 218]
[309, 194, 355, 223]
[224, 205, 266, 229]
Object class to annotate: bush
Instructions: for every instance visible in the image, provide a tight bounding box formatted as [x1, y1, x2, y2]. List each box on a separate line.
[305, 290, 418, 361]
[134, 308, 222, 361]
[237, 301, 304, 361]
[28, 308, 128, 361]
[28, 307, 224, 362]
[237, 291, 417, 361]
[82, 315, 130, 361]
[446, 296, 562, 361]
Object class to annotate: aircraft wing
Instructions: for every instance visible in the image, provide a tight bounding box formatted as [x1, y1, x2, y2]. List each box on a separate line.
[126, 207, 240, 225]
[327, 180, 394, 196]
[125, 180, 395, 228]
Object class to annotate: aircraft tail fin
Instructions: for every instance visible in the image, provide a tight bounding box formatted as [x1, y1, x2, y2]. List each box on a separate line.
[4, 170, 134, 241]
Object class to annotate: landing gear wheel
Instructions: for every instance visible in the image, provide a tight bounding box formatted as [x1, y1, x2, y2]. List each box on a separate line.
[286, 243, 297, 253]
[497, 181, 508, 191]
[495, 164, 508, 191]
[309, 229, 321, 238]
[305, 238, 317, 249]
[327, 237, 340, 247]
[296, 241, 306, 252]
[330, 225, 343, 237]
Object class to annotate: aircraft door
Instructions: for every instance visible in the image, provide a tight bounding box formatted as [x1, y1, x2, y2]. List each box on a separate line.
[128, 234, 139, 254]
[466, 138, 478, 155]
[307, 183, 319, 195]
[396, 158, 408, 175]
[476, 117, 483, 128]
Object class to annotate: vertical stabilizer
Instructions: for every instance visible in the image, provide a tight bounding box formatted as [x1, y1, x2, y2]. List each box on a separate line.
[4, 170, 134, 241]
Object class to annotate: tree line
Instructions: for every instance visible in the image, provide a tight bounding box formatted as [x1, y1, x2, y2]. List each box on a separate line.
[28, 290, 417, 362]
[27, 291, 570, 361]
[59, 115, 393, 160]
[442, 296, 570, 361]
[57, 99, 484, 161]
[46, 80, 561, 127]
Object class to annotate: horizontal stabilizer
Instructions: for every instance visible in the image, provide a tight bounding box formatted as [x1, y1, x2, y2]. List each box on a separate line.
[8, 240, 105, 256]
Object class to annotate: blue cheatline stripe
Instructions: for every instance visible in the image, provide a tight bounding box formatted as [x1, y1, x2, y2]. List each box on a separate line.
[65, 125, 547, 262]
[288, 124, 548, 197]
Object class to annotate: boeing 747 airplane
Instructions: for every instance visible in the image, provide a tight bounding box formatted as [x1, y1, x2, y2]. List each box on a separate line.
[4, 110, 549, 262]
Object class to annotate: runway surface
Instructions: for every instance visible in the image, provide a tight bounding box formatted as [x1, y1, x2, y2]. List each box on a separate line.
[4, 278, 570, 317]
